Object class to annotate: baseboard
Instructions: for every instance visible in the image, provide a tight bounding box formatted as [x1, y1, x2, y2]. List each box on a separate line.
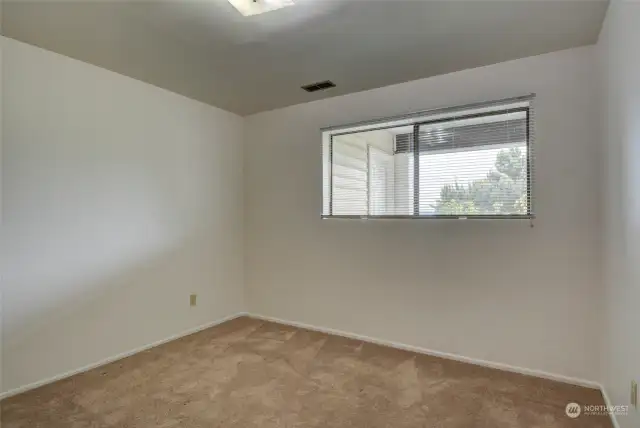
[0, 312, 247, 401]
[2, 311, 604, 408]
[600, 385, 622, 428]
[248, 313, 600, 390]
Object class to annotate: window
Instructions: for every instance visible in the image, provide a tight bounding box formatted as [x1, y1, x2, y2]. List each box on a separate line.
[322, 96, 534, 219]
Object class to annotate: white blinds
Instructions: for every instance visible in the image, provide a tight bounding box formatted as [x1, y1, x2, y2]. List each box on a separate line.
[322, 96, 534, 219]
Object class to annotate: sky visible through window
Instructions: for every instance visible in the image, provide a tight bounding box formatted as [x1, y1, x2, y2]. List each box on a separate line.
[410, 144, 527, 214]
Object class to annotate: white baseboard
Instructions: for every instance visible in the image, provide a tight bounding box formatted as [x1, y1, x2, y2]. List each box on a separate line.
[0, 312, 247, 401]
[248, 313, 600, 390]
[600, 386, 622, 428]
[2, 310, 606, 414]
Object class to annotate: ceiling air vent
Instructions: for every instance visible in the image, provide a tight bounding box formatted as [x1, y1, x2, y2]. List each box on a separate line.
[302, 80, 336, 93]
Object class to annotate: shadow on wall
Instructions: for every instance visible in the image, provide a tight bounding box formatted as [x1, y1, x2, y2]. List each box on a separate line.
[0, 35, 244, 394]
[2, 227, 242, 393]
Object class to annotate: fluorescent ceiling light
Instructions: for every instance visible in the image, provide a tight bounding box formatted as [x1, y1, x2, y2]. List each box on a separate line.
[227, 0, 295, 16]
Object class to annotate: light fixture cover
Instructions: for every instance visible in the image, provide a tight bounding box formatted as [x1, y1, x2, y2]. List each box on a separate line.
[227, 0, 295, 16]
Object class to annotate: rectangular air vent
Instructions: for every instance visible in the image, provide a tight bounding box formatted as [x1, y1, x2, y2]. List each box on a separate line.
[302, 80, 336, 93]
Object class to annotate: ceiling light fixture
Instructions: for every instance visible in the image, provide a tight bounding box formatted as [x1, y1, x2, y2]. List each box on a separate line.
[227, 0, 295, 16]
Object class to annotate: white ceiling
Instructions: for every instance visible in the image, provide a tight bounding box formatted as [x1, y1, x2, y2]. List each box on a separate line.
[2, 0, 609, 115]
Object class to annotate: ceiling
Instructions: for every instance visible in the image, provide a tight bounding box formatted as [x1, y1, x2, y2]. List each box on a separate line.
[2, 0, 609, 116]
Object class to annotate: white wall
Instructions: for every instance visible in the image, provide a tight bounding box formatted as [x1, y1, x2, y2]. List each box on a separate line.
[1, 38, 245, 393]
[245, 46, 602, 381]
[598, 1, 640, 427]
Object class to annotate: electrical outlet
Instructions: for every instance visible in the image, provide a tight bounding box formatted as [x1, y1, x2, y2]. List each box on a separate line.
[190, 294, 197, 307]
[632, 380, 638, 409]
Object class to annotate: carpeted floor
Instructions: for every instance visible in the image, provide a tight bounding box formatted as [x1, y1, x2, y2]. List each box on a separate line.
[2, 316, 611, 428]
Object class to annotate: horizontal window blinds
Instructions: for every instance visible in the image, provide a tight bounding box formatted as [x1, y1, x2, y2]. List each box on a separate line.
[323, 96, 534, 219]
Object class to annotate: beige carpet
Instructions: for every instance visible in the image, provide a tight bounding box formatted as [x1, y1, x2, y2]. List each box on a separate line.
[2, 317, 611, 427]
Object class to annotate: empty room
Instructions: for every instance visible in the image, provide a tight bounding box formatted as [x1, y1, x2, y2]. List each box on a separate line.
[0, 0, 638, 427]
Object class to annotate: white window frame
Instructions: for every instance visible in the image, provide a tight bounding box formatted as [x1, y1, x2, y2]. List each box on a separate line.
[322, 94, 535, 220]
